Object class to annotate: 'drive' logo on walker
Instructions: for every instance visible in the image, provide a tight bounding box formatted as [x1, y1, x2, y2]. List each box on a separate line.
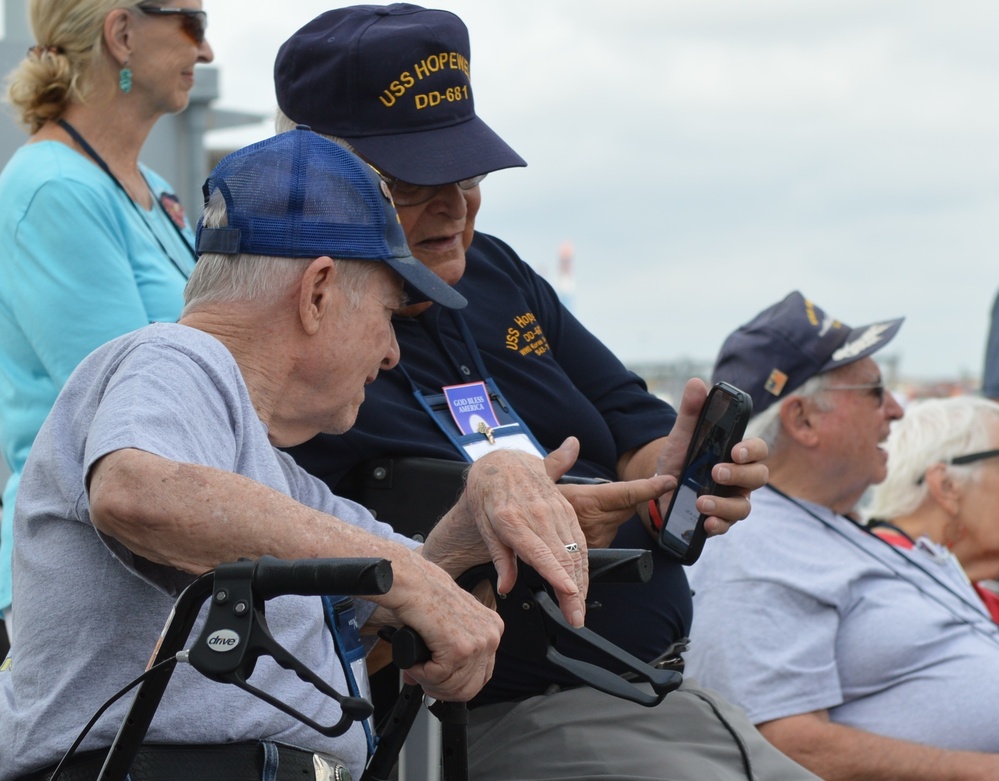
[206, 629, 241, 652]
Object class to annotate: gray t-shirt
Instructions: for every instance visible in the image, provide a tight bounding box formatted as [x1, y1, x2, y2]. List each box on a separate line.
[0, 323, 416, 780]
[686, 485, 999, 751]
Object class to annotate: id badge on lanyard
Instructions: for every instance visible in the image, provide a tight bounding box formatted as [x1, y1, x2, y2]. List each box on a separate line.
[323, 595, 376, 754]
[414, 378, 546, 463]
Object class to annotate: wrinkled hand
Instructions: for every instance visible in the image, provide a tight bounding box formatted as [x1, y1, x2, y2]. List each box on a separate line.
[424, 446, 588, 627]
[546, 438, 675, 548]
[389, 551, 504, 702]
[654, 379, 769, 536]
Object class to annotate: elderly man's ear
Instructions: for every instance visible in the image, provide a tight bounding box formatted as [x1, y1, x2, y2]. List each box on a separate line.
[298, 256, 338, 335]
[779, 396, 821, 448]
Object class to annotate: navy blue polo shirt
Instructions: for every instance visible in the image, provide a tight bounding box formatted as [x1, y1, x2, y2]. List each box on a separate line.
[288, 231, 691, 704]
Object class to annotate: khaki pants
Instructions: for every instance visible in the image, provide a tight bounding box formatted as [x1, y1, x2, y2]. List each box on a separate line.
[467, 678, 820, 781]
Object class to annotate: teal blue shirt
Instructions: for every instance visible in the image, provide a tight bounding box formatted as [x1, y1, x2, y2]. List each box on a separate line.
[0, 141, 195, 612]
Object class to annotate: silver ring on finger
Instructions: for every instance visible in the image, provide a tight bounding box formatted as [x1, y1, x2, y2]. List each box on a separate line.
[564, 542, 580, 554]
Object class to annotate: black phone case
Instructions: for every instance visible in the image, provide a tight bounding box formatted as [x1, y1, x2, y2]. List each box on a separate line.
[657, 382, 752, 564]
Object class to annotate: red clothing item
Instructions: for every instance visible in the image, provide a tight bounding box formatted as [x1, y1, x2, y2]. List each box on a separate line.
[974, 583, 999, 624]
[871, 527, 999, 624]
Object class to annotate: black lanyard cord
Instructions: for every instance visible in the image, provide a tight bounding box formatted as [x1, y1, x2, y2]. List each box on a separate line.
[56, 118, 197, 276]
[396, 307, 492, 395]
[866, 518, 918, 546]
[765, 484, 999, 649]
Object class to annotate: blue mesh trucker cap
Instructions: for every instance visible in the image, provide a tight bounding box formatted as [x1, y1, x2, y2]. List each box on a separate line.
[196, 127, 467, 310]
[274, 3, 526, 186]
[711, 291, 903, 417]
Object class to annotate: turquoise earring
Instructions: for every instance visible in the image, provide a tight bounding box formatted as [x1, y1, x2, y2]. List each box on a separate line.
[119, 62, 132, 93]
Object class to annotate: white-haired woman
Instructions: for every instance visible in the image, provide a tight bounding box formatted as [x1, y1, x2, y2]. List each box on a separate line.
[866, 395, 999, 621]
[0, 0, 213, 643]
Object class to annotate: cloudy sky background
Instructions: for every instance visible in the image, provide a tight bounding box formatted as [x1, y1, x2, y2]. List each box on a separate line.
[204, 0, 999, 382]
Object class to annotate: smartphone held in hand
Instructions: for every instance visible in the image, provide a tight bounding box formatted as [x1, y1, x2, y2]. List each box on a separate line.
[656, 382, 753, 564]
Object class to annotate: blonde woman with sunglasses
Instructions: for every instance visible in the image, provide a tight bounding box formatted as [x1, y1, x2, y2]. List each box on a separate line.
[0, 0, 213, 645]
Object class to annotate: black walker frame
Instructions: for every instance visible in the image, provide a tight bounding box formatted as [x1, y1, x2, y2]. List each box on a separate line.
[74, 550, 679, 781]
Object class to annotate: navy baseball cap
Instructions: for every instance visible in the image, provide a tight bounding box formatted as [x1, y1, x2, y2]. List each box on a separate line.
[196, 127, 466, 310]
[712, 291, 903, 416]
[273, 3, 527, 186]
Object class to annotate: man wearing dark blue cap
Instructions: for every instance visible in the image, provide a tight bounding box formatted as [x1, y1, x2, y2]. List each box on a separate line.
[0, 128, 603, 781]
[274, 7, 825, 781]
[687, 291, 999, 780]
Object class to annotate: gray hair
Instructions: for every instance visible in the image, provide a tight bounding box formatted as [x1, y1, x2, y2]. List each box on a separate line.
[274, 109, 355, 153]
[746, 373, 834, 451]
[865, 396, 999, 522]
[183, 189, 381, 314]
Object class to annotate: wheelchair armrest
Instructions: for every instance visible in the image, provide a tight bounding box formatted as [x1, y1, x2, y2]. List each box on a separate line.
[480, 549, 681, 707]
[530, 588, 681, 706]
[340, 456, 617, 543]
[364, 548, 679, 781]
[405, 548, 680, 707]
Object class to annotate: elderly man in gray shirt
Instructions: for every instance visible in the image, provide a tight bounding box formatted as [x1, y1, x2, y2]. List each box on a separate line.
[0, 129, 654, 781]
[687, 291, 999, 781]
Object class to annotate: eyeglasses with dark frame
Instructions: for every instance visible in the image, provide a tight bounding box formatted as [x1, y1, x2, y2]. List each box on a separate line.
[137, 5, 208, 46]
[373, 170, 487, 208]
[916, 448, 999, 485]
[822, 382, 886, 407]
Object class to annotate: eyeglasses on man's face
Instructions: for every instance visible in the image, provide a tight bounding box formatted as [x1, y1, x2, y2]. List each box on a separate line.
[822, 381, 886, 407]
[137, 5, 208, 46]
[375, 173, 487, 207]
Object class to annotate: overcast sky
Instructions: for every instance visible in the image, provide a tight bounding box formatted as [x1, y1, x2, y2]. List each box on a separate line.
[203, 0, 999, 382]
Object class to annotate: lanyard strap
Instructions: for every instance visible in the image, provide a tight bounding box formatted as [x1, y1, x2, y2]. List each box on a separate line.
[395, 308, 507, 395]
[56, 118, 197, 275]
[394, 310, 547, 461]
[866, 518, 918, 547]
[452, 309, 492, 379]
[766, 484, 998, 631]
[322, 595, 377, 755]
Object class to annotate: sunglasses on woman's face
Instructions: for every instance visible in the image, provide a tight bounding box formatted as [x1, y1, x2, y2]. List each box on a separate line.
[137, 5, 208, 46]
[916, 449, 999, 485]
